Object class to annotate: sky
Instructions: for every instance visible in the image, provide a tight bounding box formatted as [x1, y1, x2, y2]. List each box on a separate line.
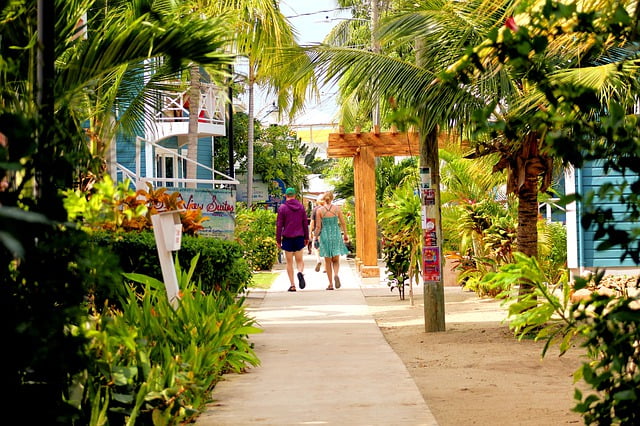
[280, 0, 350, 45]
[253, 1, 351, 126]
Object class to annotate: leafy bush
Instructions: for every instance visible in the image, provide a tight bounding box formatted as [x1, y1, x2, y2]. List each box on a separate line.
[88, 231, 252, 303]
[482, 254, 639, 425]
[63, 175, 208, 236]
[251, 237, 280, 270]
[2, 224, 123, 424]
[73, 255, 261, 424]
[234, 206, 279, 270]
[380, 235, 413, 298]
[538, 221, 568, 284]
[378, 183, 421, 300]
[572, 292, 640, 425]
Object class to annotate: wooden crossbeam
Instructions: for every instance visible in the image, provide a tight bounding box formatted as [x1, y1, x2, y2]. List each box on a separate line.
[327, 131, 420, 158]
[325, 127, 465, 277]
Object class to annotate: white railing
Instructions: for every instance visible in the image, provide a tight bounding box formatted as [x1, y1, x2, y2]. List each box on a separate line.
[114, 137, 238, 189]
[154, 82, 225, 126]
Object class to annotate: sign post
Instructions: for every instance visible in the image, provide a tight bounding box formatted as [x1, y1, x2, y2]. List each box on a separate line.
[151, 210, 183, 308]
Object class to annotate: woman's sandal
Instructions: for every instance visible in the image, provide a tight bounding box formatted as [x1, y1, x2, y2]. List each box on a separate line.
[288, 286, 296, 292]
[334, 276, 341, 289]
[326, 286, 334, 290]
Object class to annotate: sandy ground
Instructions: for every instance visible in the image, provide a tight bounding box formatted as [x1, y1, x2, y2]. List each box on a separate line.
[364, 286, 587, 426]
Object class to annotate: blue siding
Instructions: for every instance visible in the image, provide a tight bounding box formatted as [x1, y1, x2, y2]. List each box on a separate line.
[159, 137, 179, 149]
[576, 161, 638, 267]
[196, 137, 213, 188]
[116, 134, 146, 187]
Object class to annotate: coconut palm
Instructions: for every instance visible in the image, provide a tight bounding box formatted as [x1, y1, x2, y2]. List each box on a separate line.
[197, 0, 316, 205]
[57, 1, 233, 190]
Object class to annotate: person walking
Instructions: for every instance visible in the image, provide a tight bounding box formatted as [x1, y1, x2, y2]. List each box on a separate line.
[276, 187, 309, 292]
[309, 193, 326, 272]
[313, 191, 349, 290]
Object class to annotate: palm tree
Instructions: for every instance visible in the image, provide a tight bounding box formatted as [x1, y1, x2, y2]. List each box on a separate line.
[197, 0, 316, 205]
[63, 1, 234, 188]
[289, 0, 520, 329]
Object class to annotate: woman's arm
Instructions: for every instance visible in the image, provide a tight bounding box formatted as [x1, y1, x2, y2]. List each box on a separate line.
[337, 208, 348, 241]
[314, 209, 323, 237]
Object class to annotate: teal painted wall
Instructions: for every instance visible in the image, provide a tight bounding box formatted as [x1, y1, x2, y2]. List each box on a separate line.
[576, 161, 638, 267]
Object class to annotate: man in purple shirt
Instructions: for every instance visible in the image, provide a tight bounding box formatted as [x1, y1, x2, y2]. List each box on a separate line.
[276, 187, 309, 291]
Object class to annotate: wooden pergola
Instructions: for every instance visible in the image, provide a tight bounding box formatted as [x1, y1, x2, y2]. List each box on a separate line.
[328, 126, 420, 277]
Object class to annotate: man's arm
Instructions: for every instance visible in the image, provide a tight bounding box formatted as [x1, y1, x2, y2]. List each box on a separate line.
[275, 210, 283, 248]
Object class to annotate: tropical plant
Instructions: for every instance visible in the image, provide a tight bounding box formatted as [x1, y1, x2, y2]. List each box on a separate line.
[73, 254, 261, 424]
[296, 0, 564, 305]
[201, 0, 315, 206]
[376, 156, 419, 203]
[481, 253, 639, 425]
[63, 175, 208, 235]
[446, 0, 640, 265]
[378, 182, 422, 300]
[1, 2, 235, 422]
[253, 125, 311, 195]
[537, 220, 568, 285]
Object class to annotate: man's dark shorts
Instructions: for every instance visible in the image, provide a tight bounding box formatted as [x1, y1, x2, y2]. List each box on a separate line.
[281, 236, 306, 252]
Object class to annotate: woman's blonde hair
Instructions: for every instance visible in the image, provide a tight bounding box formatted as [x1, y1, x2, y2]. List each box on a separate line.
[322, 191, 334, 204]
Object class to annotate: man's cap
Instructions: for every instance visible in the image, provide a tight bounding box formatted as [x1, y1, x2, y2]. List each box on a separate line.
[285, 187, 296, 195]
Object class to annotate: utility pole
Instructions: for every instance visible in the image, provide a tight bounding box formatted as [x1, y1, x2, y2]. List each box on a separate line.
[227, 65, 234, 179]
[247, 67, 255, 207]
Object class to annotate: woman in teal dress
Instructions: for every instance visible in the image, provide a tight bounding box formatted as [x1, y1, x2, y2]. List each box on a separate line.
[314, 191, 349, 290]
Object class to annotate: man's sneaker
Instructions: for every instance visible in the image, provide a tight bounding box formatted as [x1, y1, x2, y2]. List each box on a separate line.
[297, 272, 306, 289]
[315, 262, 322, 272]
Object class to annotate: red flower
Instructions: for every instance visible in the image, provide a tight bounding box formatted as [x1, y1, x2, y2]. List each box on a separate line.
[505, 16, 518, 31]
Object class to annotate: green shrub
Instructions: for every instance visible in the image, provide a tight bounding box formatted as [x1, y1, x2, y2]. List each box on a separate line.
[2, 224, 123, 424]
[88, 231, 252, 303]
[573, 294, 640, 425]
[378, 183, 422, 300]
[250, 237, 280, 271]
[538, 221, 568, 284]
[234, 207, 279, 270]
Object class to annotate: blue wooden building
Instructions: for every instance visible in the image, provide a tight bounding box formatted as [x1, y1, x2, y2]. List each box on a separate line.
[107, 78, 239, 239]
[109, 79, 237, 190]
[565, 162, 639, 278]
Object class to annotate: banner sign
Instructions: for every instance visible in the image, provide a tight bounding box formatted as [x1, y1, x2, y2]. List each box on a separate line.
[235, 173, 270, 203]
[166, 188, 235, 240]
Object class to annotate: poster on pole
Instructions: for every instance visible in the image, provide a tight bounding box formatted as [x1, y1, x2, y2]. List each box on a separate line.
[423, 246, 441, 281]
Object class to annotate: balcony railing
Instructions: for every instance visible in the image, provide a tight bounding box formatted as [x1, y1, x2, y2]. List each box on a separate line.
[114, 136, 238, 191]
[150, 82, 226, 139]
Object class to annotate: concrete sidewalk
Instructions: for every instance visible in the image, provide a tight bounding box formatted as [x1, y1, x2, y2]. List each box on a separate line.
[195, 253, 438, 425]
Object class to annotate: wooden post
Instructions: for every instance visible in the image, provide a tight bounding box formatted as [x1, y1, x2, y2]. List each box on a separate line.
[353, 148, 364, 267]
[357, 144, 379, 277]
[327, 130, 420, 277]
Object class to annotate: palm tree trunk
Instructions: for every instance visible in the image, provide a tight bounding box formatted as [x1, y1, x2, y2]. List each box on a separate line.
[517, 176, 539, 298]
[514, 132, 542, 299]
[186, 65, 200, 188]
